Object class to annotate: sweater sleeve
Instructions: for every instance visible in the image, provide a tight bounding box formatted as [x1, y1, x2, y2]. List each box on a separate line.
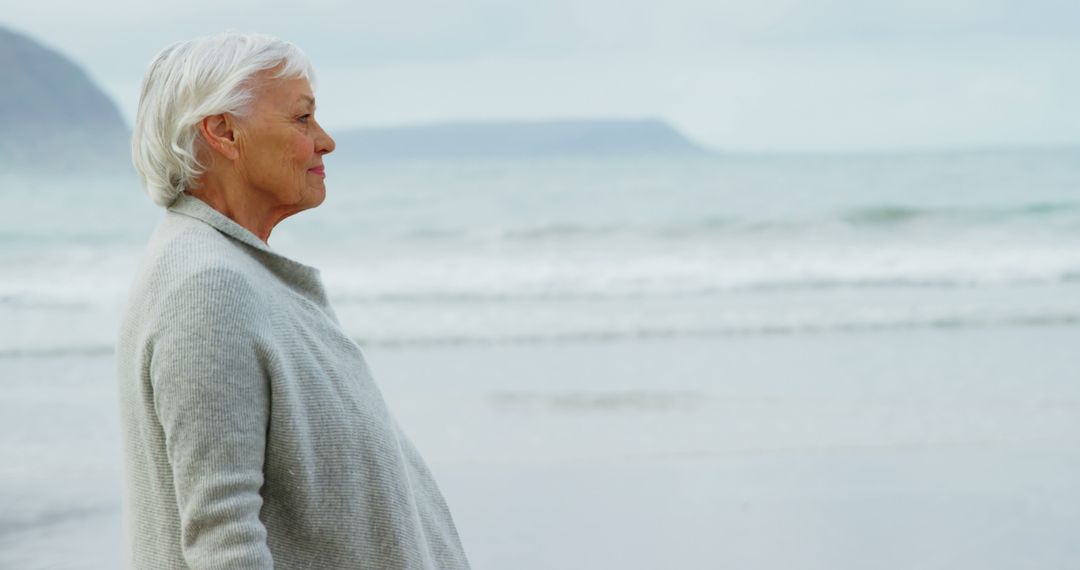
[149, 267, 275, 569]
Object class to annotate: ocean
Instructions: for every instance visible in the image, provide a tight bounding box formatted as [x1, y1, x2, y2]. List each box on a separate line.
[2, 149, 1079, 568]
[5, 148, 1080, 352]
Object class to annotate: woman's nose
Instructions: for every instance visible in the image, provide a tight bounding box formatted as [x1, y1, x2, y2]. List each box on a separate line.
[316, 121, 336, 154]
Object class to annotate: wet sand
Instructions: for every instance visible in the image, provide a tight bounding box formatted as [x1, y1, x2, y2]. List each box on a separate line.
[2, 326, 1079, 569]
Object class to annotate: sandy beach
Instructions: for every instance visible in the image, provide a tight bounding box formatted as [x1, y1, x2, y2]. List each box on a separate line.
[2, 324, 1078, 569]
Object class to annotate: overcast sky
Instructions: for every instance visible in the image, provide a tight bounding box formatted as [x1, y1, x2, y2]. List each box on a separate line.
[2, 0, 1078, 152]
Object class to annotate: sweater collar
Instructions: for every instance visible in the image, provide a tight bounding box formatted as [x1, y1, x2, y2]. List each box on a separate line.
[167, 192, 278, 254]
[166, 192, 327, 288]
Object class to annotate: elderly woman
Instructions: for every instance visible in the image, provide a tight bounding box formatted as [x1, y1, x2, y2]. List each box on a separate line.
[116, 32, 471, 569]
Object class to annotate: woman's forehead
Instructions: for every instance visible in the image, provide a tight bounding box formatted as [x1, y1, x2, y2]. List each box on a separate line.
[253, 75, 314, 109]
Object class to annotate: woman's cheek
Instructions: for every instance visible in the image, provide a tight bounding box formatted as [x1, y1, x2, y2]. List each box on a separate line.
[293, 134, 315, 161]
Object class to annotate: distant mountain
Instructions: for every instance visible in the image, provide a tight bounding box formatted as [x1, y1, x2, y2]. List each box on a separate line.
[0, 26, 129, 173]
[330, 118, 713, 160]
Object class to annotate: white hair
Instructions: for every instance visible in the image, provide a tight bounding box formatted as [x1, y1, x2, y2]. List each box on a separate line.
[131, 31, 315, 207]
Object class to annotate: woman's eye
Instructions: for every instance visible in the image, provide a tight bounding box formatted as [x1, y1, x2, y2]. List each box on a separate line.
[298, 114, 311, 124]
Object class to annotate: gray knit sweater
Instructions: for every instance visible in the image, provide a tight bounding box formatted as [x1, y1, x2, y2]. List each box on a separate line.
[115, 193, 471, 569]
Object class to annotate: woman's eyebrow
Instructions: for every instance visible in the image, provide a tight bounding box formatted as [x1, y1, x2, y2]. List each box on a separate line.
[296, 95, 316, 109]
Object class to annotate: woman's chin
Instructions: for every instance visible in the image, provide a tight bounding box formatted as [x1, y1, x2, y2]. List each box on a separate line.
[300, 185, 327, 210]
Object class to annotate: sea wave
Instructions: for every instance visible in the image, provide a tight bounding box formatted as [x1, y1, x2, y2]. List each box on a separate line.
[4, 251, 1080, 313]
[351, 312, 1080, 347]
[323, 274, 1080, 304]
[841, 201, 1080, 226]
[387, 201, 1080, 243]
[5, 309, 1079, 358]
[4, 197, 1079, 248]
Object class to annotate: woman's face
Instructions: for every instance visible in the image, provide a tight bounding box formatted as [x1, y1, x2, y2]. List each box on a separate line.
[234, 73, 335, 216]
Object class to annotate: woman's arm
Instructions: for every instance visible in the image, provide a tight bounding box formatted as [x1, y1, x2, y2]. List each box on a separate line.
[149, 266, 274, 569]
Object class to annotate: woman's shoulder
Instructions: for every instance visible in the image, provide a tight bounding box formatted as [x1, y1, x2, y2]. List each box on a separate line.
[128, 211, 273, 321]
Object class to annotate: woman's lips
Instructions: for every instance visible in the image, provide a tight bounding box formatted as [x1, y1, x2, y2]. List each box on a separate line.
[308, 167, 325, 176]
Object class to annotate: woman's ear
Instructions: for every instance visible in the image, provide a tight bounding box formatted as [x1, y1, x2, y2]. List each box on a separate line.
[198, 113, 240, 161]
